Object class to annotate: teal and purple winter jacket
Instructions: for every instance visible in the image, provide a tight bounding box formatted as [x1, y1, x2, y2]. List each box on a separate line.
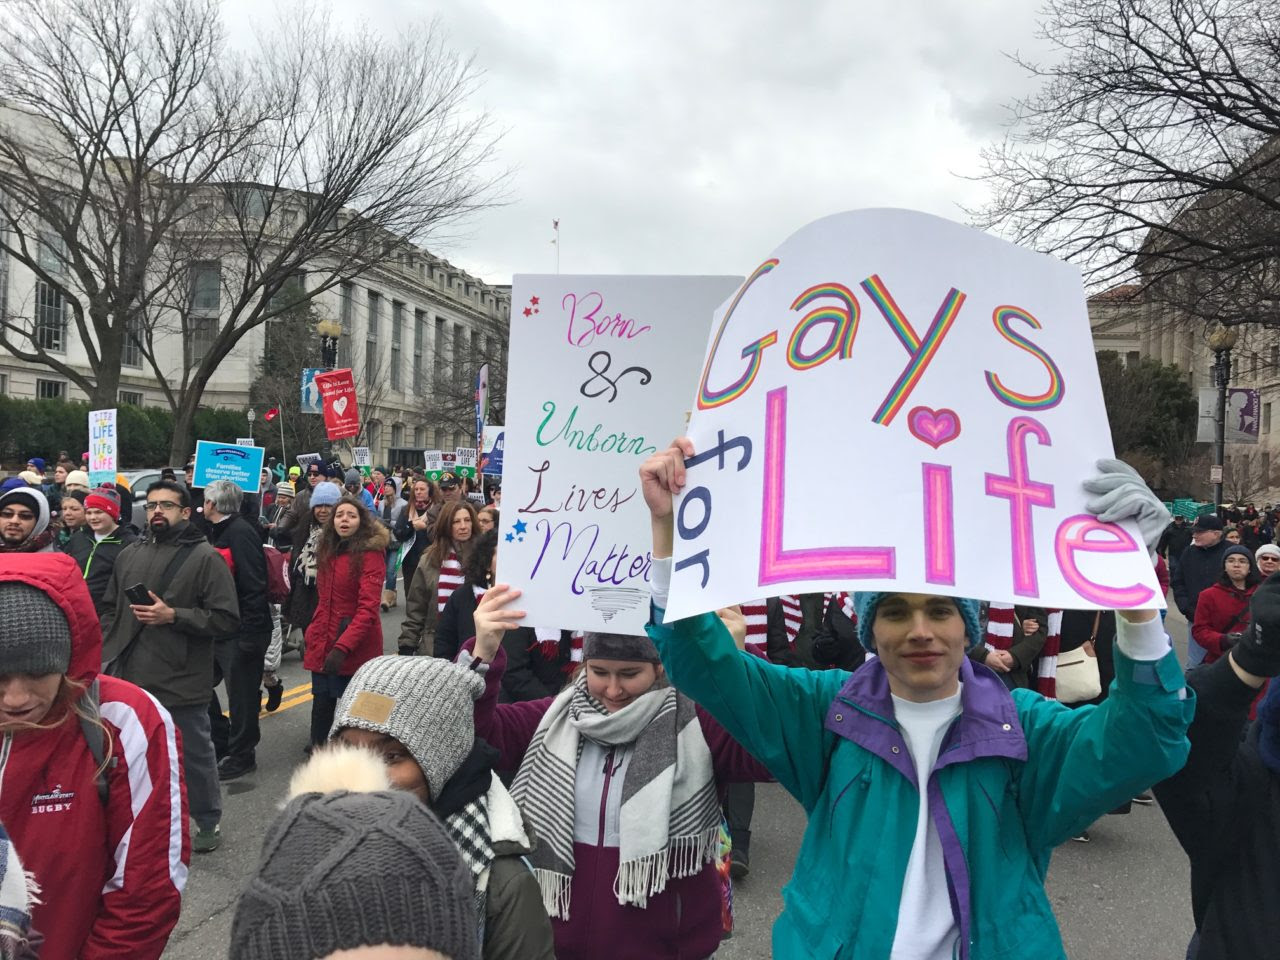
[647, 607, 1194, 960]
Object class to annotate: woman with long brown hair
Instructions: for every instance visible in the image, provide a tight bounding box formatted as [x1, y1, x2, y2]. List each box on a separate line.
[303, 495, 390, 747]
[398, 500, 477, 656]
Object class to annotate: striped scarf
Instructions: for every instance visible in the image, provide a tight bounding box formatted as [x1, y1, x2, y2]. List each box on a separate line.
[437, 550, 464, 613]
[742, 593, 853, 660]
[534, 629, 584, 675]
[983, 604, 1062, 698]
[509, 672, 720, 919]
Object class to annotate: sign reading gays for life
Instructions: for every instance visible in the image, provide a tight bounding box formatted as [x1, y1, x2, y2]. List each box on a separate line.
[498, 274, 742, 635]
[314, 368, 359, 440]
[665, 209, 1163, 621]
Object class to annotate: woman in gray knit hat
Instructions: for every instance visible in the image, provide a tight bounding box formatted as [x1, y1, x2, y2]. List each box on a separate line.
[462, 596, 772, 960]
[328, 655, 555, 960]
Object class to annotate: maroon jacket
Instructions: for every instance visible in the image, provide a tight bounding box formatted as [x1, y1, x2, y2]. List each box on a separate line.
[471, 643, 771, 960]
[303, 544, 387, 675]
[1192, 581, 1255, 664]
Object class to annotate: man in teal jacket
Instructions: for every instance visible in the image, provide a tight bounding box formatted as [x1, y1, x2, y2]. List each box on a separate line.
[640, 442, 1194, 960]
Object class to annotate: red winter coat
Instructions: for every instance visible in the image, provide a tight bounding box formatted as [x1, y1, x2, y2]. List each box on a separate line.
[1192, 581, 1256, 664]
[303, 536, 388, 675]
[0, 554, 188, 959]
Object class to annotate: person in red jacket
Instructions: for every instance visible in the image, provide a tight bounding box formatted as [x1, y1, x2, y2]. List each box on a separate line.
[0, 553, 188, 960]
[1192, 545, 1261, 664]
[304, 495, 390, 747]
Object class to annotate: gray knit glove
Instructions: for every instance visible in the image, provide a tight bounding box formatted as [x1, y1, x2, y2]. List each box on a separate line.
[1082, 459, 1171, 558]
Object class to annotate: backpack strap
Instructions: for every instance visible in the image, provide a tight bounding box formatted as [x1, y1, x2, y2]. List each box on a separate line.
[78, 678, 114, 807]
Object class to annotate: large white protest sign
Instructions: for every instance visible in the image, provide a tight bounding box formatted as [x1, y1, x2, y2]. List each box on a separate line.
[498, 275, 742, 633]
[666, 209, 1163, 619]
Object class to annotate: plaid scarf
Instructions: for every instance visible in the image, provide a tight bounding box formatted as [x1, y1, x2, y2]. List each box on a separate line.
[0, 823, 36, 959]
[444, 794, 494, 941]
[510, 672, 720, 919]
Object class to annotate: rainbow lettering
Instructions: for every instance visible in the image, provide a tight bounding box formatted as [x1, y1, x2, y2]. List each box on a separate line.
[758, 387, 895, 584]
[1055, 515, 1157, 607]
[985, 306, 1066, 410]
[697, 260, 779, 410]
[786, 283, 859, 371]
[860, 275, 966, 426]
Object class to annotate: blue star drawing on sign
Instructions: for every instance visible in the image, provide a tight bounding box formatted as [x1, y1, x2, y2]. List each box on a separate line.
[513, 519, 528, 535]
[505, 532, 515, 543]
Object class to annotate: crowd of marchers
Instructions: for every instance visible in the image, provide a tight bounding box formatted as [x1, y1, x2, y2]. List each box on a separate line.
[0, 445, 1276, 960]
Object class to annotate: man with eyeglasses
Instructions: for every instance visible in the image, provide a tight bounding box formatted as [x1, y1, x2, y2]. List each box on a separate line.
[101, 480, 240, 854]
[0, 487, 56, 553]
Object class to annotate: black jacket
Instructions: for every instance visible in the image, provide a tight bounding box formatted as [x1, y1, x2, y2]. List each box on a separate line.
[63, 525, 139, 616]
[1153, 657, 1278, 960]
[768, 593, 864, 670]
[436, 586, 570, 701]
[1158, 521, 1194, 566]
[208, 513, 271, 635]
[1172, 539, 1231, 618]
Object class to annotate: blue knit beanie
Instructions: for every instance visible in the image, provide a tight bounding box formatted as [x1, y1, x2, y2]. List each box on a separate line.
[853, 592, 984, 652]
[310, 483, 341, 508]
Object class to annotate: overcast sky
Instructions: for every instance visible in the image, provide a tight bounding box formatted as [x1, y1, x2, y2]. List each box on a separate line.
[223, 0, 1053, 285]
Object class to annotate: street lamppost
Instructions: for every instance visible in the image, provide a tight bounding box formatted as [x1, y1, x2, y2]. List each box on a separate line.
[1209, 323, 1239, 509]
[246, 406, 256, 445]
[317, 317, 341, 370]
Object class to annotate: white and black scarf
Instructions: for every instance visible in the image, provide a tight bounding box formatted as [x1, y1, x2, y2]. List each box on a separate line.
[509, 672, 720, 919]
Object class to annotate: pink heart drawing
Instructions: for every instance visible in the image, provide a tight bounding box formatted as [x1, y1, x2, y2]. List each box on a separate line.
[908, 406, 962, 449]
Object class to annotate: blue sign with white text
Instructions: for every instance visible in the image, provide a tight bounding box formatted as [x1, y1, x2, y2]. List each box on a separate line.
[482, 431, 504, 476]
[192, 440, 266, 491]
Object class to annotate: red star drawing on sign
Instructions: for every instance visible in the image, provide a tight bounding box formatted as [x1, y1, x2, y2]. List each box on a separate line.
[522, 306, 532, 317]
[530, 296, 540, 306]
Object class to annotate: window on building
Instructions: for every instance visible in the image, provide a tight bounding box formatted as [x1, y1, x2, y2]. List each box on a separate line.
[190, 261, 221, 313]
[37, 229, 64, 274]
[390, 300, 403, 391]
[413, 309, 426, 393]
[414, 426, 424, 447]
[122, 316, 143, 367]
[434, 316, 447, 384]
[119, 390, 143, 406]
[0, 228, 8, 321]
[188, 317, 217, 365]
[34, 281, 67, 352]
[36, 378, 66, 400]
[1252, 352, 1259, 377]
[392, 423, 404, 447]
[1272, 344, 1279, 370]
[1266, 452, 1272, 481]
[1126, 350, 1140, 367]
[1266, 403, 1273, 435]
[0, 373, 8, 395]
[366, 291, 381, 382]
[339, 282, 354, 369]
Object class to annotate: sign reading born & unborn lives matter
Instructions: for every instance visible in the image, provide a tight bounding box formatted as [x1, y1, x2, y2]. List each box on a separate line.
[665, 209, 1165, 620]
[498, 275, 741, 634]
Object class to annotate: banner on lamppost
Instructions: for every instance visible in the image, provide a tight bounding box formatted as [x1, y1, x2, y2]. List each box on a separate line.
[314, 368, 360, 440]
[88, 408, 117, 487]
[301, 368, 325, 414]
[1197, 387, 1259, 444]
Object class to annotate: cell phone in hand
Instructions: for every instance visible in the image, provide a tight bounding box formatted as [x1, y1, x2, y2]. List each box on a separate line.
[125, 583, 154, 606]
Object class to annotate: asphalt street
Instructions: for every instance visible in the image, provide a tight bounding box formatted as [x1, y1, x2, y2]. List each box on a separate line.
[162, 602, 1197, 959]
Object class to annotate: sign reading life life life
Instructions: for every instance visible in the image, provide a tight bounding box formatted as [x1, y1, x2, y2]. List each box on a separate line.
[665, 209, 1164, 619]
